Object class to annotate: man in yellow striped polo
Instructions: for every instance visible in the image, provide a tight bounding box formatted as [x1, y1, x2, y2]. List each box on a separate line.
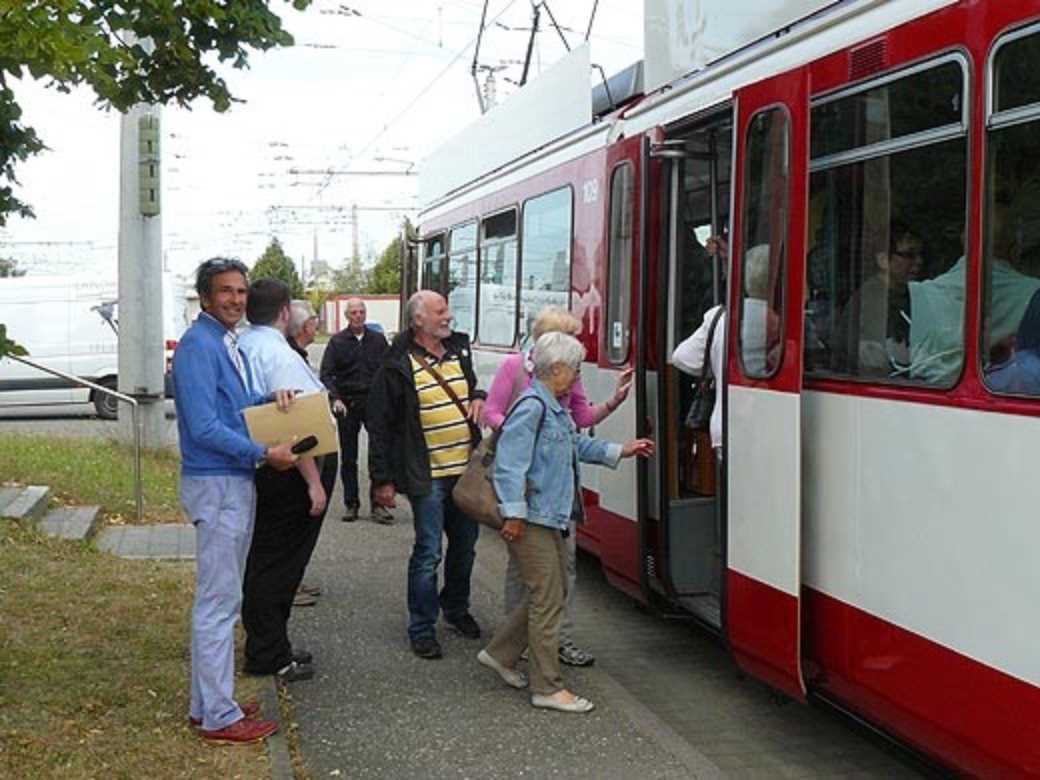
[368, 290, 486, 659]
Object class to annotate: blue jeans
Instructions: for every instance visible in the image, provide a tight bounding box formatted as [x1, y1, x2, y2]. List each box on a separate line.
[407, 476, 479, 641]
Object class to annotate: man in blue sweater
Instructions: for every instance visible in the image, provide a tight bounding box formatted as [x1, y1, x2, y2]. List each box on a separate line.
[173, 257, 297, 745]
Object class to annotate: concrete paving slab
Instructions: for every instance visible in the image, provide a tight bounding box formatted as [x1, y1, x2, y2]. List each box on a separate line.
[38, 505, 100, 542]
[2, 485, 50, 520]
[0, 486, 21, 514]
[96, 523, 194, 560]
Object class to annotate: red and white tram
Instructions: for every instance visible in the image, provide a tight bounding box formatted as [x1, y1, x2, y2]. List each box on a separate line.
[410, 1, 1040, 775]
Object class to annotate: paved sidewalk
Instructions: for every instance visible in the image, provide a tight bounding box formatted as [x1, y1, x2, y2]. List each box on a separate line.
[281, 453, 923, 779]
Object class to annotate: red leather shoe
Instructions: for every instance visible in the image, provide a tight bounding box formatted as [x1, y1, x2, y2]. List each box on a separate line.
[199, 716, 277, 745]
[189, 699, 260, 728]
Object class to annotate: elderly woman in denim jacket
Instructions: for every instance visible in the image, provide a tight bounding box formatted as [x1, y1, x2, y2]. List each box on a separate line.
[476, 332, 654, 713]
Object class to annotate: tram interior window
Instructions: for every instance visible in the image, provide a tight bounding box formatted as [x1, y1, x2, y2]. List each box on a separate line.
[478, 209, 519, 346]
[981, 28, 1040, 397]
[519, 187, 572, 346]
[739, 109, 788, 378]
[606, 163, 634, 364]
[447, 221, 478, 336]
[805, 60, 968, 386]
[423, 235, 446, 293]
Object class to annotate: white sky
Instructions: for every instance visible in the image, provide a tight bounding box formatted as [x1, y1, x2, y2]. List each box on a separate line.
[0, 0, 643, 281]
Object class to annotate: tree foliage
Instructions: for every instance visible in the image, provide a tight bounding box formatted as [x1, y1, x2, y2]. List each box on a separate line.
[333, 254, 368, 295]
[0, 256, 26, 277]
[0, 0, 310, 225]
[252, 237, 304, 298]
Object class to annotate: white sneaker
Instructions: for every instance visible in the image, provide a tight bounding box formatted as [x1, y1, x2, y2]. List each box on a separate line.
[477, 649, 528, 689]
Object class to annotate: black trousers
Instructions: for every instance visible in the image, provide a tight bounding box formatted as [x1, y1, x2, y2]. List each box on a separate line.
[242, 454, 337, 672]
[336, 399, 367, 507]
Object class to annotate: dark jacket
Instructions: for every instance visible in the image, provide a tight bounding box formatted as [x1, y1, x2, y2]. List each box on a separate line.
[319, 325, 389, 403]
[367, 329, 485, 497]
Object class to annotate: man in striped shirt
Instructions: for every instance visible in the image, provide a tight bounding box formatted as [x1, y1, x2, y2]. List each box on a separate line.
[368, 291, 486, 660]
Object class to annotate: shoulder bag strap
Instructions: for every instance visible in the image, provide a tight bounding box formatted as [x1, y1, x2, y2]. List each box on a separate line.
[412, 350, 470, 420]
[701, 307, 725, 381]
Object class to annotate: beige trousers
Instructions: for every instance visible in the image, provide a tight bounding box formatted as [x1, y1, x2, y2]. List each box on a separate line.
[485, 523, 568, 696]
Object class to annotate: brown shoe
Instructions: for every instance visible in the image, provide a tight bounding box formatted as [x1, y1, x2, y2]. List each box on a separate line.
[200, 716, 278, 745]
[190, 699, 260, 728]
[293, 591, 318, 607]
[298, 583, 322, 597]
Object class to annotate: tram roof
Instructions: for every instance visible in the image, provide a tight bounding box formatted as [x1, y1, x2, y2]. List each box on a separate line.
[418, 0, 957, 227]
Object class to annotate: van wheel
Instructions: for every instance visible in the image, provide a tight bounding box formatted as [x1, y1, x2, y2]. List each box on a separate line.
[93, 380, 119, 420]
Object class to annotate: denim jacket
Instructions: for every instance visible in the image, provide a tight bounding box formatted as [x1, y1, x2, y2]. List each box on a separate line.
[494, 379, 622, 531]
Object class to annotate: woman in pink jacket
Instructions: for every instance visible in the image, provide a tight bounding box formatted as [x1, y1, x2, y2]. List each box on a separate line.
[482, 306, 632, 667]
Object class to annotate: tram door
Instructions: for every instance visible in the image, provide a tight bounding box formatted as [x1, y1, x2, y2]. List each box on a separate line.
[646, 111, 733, 629]
[725, 69, 809, 701]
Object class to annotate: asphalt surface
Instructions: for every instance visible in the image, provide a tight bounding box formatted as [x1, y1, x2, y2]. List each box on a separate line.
[287, 450, 926, 780]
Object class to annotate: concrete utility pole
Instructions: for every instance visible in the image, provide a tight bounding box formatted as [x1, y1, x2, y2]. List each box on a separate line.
[117, 34, 165, 449]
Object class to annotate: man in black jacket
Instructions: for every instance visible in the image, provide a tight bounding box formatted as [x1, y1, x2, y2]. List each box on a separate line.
[319, 298, 390, 523]
[368, 290, 486, 659]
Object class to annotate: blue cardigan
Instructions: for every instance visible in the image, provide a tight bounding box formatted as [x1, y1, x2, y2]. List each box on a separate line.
[173, 314, 266, 476]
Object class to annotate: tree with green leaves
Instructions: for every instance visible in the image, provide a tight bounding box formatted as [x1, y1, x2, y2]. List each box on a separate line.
[252, 237, 304, 298]
[0, 0, 310, 226]
[0, 256, 26, 277]
[333, 254, 368, 295]
[368, 219, 414, 295]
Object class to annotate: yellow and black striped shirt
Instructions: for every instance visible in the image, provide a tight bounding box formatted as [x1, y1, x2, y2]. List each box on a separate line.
[410, 351, 472, 478]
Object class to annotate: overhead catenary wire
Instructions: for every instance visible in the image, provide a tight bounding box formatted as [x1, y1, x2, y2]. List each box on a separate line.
[316, 0, 524, 197]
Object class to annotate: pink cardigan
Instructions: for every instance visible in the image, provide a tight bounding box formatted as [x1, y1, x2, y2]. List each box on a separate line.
[482, 352, 610, 430]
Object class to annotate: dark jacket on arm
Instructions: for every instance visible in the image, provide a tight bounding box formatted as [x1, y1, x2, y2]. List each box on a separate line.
[319, 326, 389, 403]
[366, 329, 485, 498]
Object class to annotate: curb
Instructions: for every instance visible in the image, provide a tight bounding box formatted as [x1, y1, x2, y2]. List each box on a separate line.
[260, 677, 295, 780]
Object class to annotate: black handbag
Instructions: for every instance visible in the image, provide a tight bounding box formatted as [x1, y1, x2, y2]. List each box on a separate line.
[684, 307, 724, 431]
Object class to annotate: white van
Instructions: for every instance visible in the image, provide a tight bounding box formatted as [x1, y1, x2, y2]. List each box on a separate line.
[0, 274, 189, 418]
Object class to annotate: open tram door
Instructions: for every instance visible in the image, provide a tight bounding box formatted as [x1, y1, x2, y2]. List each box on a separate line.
[725, 68, 808, 701]
[637, 110, 734, 631]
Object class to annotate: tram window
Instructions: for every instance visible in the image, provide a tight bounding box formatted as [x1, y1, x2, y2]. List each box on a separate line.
[478, 209, 519, 346]
[992, 25, 1040, 115]
[806, 58, 969, 387]
[739, 108, 788, 378]
[981, 27, 1040, 397]
[606, 163, 634, 364]
[423, 235, 446, 293]
[447, 221, 478, 336]
[519, 187, 572, 345]
[811, 60, 964, 163]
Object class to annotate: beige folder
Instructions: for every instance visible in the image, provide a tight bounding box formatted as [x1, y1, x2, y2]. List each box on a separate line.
[243, 390, 339, 458]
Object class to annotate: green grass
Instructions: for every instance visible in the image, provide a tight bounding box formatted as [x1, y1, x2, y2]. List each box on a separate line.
[0, 434, 182, 524]
[0, 522, 269, 779]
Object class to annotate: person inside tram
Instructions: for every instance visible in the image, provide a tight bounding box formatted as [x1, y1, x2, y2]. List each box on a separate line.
[672, 236, 728, 458]
[740, 243, 777, 375]
[985, 287, 1040, 395]
[908, 215, 1040, 385]
[830, 220, 922, 377]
